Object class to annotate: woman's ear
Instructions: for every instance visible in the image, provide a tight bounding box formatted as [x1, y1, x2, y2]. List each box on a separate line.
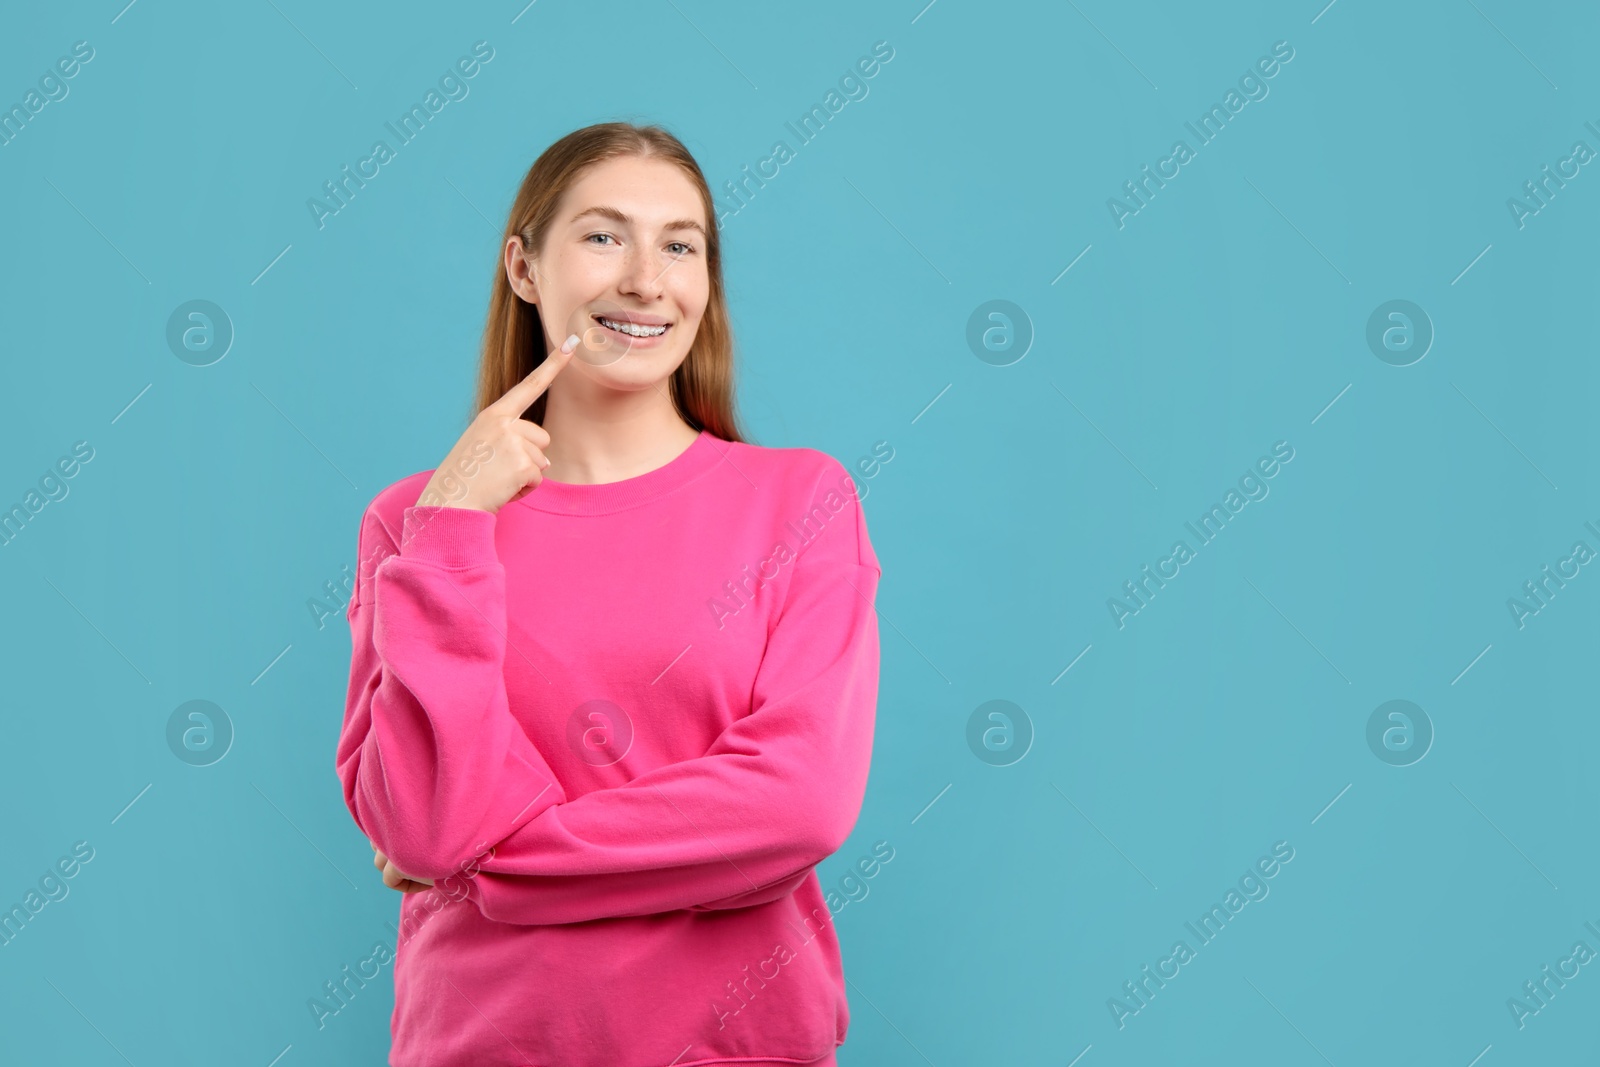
[505, 236, 541, 305]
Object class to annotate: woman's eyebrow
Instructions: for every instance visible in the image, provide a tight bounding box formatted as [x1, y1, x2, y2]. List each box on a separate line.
[570, 205, 706, 237]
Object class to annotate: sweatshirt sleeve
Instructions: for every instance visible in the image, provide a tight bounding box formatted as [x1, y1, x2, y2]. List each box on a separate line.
[335, 499, 569, 881]
[465, 464, 882, 925]
[685, 870, 814, 912]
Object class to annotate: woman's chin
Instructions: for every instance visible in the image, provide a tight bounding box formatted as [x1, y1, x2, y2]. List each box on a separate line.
[585, 364, 681, 392]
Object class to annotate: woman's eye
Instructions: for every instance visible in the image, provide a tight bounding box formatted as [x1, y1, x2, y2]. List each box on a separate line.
[586, 233, 616, 246]
[667, 242, 695, 256]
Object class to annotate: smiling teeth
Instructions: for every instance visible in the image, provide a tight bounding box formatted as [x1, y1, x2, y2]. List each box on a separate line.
[598, 317, 667, 338]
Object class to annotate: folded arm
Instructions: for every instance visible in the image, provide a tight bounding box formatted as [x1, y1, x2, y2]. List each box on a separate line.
[335, 503, 568, 881]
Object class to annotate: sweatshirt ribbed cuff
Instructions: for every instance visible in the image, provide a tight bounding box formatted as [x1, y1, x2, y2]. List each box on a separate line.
[398, 505, 498, 568]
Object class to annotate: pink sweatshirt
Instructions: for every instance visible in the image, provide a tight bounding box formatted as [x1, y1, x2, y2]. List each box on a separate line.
[335, 429, 882, 1067]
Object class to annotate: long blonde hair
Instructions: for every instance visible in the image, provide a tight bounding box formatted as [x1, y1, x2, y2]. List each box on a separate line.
[473, 122, 749, 443]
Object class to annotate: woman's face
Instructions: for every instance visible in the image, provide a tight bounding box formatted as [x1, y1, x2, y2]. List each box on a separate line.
[512, 154, 711, 394]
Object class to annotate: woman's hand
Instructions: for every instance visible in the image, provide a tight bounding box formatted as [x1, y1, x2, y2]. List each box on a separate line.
[417, 333, 580, 514]
[373, 845, 434, 894]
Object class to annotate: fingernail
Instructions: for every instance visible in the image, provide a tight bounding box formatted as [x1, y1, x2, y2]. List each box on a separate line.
[562, 333, 580, 352]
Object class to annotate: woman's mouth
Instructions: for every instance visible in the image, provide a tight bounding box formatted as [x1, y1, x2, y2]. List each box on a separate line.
[594, 315, 670, 339]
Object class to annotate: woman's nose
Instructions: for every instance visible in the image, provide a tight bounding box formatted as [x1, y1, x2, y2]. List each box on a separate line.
[619, 248, 666, 297]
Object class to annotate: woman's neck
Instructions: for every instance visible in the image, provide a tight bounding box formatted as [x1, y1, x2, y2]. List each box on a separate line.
[537, 414, 701, 485]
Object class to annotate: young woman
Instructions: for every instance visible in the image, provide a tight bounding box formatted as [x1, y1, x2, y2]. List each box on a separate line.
[335, 122, 883, 1067]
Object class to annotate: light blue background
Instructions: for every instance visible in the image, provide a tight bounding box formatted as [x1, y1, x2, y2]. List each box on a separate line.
[1, 1, 1596, 1064]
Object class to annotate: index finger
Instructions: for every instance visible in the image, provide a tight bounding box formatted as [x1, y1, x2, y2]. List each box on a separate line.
[486, 333, 580, 417]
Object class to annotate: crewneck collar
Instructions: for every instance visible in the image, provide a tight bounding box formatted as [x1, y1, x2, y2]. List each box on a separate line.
[512, 430, 728, 516]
